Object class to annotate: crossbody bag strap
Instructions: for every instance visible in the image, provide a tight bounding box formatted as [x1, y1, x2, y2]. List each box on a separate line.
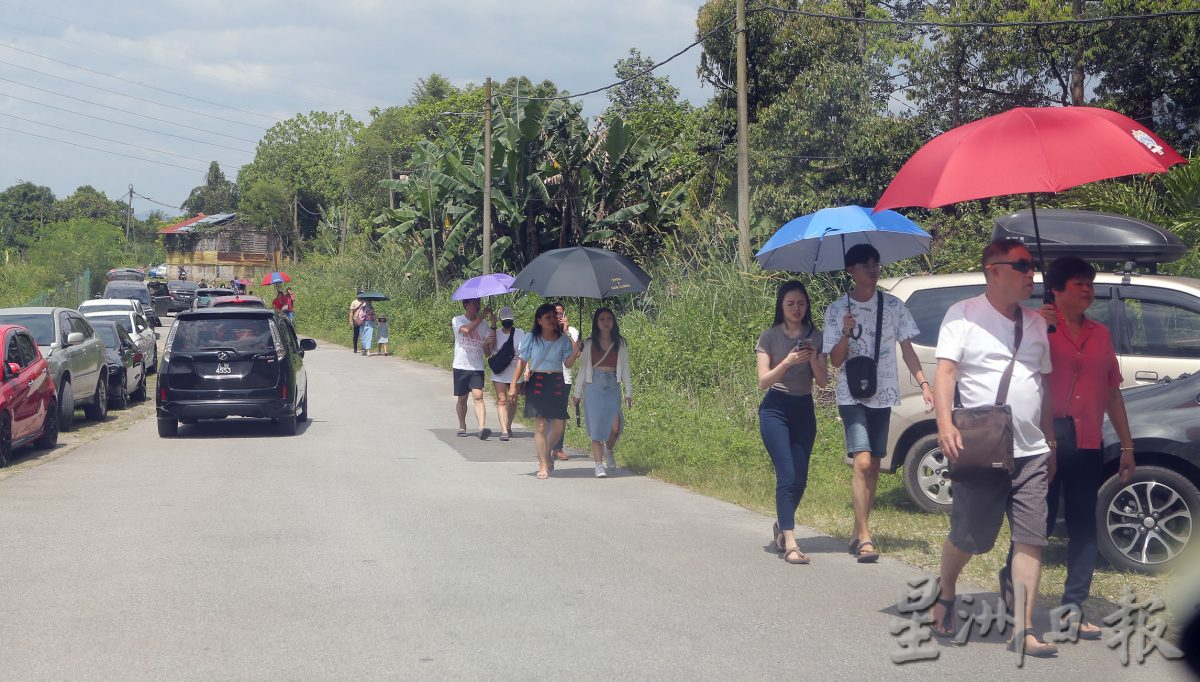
[872, 291, 884, 361]
[993, 310, 1024, 406]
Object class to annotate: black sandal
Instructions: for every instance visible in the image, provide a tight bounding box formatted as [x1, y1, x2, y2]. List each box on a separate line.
[1008, 628, 1058, 658]
[855, 539, 879, 563]
[931, 596, 957, 639]
[848, 538, 860, 556]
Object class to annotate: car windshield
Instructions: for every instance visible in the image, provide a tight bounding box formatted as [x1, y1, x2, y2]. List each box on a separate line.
[94, 325, 120, 349]
[0, 314, 55, 346]
[83, 302, 133, 313]
[172, 318, 275, 354]
[105, 286, 150, 305]
[89, 315, 133, 333]
[169, 282, 198, 291]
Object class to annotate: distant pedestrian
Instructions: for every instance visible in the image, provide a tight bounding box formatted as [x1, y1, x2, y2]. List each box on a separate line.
[376, 316, 389, 356]
[511, 303, 581, 479]
[571, 307, 633, 478]
[757, 280, 828, 565]
[198, 279, 208, 287]
[550, 301, 579, 461]
[359, 301, 377, 356]
[453, 298, 494, 439]
[350, 292, 365, 353]
[823, 244, 932, 563]
[272, 287, 287, 313]
[489, 306, 525, 442]
[284, 288, 296, 324]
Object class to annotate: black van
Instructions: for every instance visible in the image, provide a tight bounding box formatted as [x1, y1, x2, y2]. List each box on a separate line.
[156, 308, 316, 436]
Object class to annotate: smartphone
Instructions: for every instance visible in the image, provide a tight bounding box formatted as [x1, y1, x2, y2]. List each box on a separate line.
[795, 338, 810, 350]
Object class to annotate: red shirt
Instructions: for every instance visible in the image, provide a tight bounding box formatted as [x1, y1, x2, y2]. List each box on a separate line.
[1048, 316, 1122, 449]
[273, 294, 286, 311]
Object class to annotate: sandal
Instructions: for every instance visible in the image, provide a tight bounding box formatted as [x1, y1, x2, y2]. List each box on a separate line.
[930, 596, 957, 639]
[456, 429, 468, 438]
[848, 538, 860, 556]
[553, 450, 569, 461]
[535, 470, 549, 480]
[772, 522, 784, 553]
[499, 432, 510, 442]
[856, 539, 880, 563]
[1076, 618, 1103, 641]
[1008, 628, 1058, 658]
[783, 546, 810, 565]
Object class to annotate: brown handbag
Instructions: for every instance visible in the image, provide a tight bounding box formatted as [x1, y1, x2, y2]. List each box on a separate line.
[948, 312, 1023, 478]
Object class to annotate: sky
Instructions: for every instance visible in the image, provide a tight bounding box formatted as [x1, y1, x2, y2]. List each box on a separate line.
[0, 0, 712, 217]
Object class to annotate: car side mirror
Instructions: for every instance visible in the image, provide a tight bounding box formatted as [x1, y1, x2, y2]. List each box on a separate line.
[5, 362, 19, 377]
[65, 332, 84, 346]
[300, 339, 317, 351]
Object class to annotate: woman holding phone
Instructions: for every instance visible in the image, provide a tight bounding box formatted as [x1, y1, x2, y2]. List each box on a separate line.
[510, 303, 581, 479]
[756, 280, 828, 564]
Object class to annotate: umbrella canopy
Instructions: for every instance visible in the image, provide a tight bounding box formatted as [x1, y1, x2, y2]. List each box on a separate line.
[261, 271, 292, 286]
[756, 205, 930, 273]
[235, 278, 252, 285]
[357, 291, 389, 301]
[875, 106, 1187, 212]
[512, 247, 651, 299]
[451, 273, 516, 301]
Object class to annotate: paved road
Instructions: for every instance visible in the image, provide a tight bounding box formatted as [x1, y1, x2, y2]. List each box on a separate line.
[0, 339, 1189, 680]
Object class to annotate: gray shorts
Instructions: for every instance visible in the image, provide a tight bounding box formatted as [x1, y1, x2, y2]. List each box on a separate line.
[948, 452, 1050, 555]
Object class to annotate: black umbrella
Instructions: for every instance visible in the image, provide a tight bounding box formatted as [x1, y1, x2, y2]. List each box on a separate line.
[511, 247, 651, 298]
[357, 291, 390, 301]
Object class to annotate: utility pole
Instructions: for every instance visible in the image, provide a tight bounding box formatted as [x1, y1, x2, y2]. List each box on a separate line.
[428, 176, 440, 296]
[292, 193, 299, 263]
[125, 184, 134, 241]
[482, 77, 493, 275]
[735, 0, 751, 269]
[340, 200, 349, 256]
[387, 156, 396, 210]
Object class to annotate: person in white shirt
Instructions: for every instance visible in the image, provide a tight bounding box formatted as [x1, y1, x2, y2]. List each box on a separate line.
[550, 302, 579, 460]
[488, 306, 525, 442]
[570, 307, 634, 478]
[452, 298, 495, 440]
[928, 239, 1057, 658]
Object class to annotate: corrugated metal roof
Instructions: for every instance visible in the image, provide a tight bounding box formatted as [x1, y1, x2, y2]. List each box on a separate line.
[159, 212, 238, 234]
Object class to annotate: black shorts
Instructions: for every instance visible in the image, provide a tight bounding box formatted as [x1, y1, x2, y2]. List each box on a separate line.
[452, 369, 485, 396]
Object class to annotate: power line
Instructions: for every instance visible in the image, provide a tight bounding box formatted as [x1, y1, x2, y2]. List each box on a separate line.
[0, 74, 259, 143]
[0, 40, 282, 123]
[756, 5, 1200, 29]
[0, 110, 241, 168]
[0, 124, 206, 172]
[0, 57, 266, 130]
[132, 191, 185, 211]
[0, 90, 255, 153]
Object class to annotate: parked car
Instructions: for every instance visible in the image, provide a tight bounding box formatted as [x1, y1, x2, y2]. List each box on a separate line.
[209, 295, 265, 308]
[166, 280, 199, 313]
[0, 307, 108, 431]
[0, 323, 59, 466]
[89, 320, 147, 409]
[1094, 370, 1200, 574]
[157, 308, 316, 437]
[105, 267, 146, 282]
[81, 309, 158, 373]
[102, 281, 166, 326]
[192, 288, 235, 310]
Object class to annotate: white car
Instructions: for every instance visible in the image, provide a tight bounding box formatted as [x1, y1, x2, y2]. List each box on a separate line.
[82, 309, 159, 374]
[80, 297, 151, 322]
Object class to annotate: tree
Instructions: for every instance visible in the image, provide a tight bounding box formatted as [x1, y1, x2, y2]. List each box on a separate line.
[409, 73, 459, 106]
[0, 181, 55, 250]
[239, 178, 295, 256]
[181, 161, 238, 215]
[53, 186, 125, 225]
[605, 48, 694, 153]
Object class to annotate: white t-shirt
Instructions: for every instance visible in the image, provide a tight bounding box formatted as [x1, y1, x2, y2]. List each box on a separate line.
[562, 325, 579, 384]
[490, 327, 526, 384]
[935, 294, 1052, 459]
[451, 314, 490, 371]
[822, 291, 919, 408]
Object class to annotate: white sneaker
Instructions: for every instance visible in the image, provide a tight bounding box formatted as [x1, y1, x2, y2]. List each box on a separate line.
[604, 448, 617, 471]
[595, 463, 607, 478]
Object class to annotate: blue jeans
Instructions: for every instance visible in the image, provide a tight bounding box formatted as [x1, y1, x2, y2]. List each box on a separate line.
[759, 390, 817, 531]
[1047, 447, 1103, 608]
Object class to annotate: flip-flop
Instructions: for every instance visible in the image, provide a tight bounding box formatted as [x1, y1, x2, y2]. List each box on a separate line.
[931, 597, 958, 640]
[783, 546, 810, 565]
[535, 470, 549, 480]
[456, 429, 467, 438]
[499, 432, 511, 442]
[856, 539, 880, 563]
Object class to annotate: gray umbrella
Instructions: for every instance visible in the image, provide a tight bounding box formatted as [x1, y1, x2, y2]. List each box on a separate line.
[357, 291, 390, 301]
[511, 247, 651, 298]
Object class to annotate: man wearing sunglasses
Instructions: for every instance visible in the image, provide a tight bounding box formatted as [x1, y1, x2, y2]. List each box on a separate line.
[928, 239, 1058, 658]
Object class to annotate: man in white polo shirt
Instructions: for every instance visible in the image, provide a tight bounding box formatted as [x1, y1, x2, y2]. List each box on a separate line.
[928, 239, 1058, 658]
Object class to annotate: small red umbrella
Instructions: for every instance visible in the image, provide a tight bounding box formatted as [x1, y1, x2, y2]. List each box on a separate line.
[875, 106, 1187, 212]
[261, 271, 292, 286]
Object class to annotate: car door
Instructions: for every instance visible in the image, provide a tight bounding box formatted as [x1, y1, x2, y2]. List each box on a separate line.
[1113, 285, 1200, 384]
[132, 313, 153, 359]
[57, 311, 86, 402]
[4, 330, 35, 440]
[68, 314, 102, 399]
[15, 331, 48, 439]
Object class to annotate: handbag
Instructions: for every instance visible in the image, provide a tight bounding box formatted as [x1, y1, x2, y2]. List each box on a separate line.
[488, 328, 516, 374]
[844, 291, 884, 399]
[948, 311, 1022, 478]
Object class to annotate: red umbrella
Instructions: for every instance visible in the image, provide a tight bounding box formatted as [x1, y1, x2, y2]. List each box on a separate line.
[261, 272, 292, 286]
[875, 106, 1187, 212]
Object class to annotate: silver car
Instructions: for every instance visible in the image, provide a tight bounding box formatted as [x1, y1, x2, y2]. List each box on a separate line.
[82, 310, 159, 374]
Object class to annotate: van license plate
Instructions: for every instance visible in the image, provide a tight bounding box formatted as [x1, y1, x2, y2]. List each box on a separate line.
[215, 363, 232, 374]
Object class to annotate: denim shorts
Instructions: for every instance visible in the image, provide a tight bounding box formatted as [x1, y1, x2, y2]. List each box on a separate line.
[837, 403, 892, 458]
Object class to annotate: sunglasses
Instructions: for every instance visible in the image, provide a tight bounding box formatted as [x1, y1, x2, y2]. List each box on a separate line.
[989, 259, 1038, 273]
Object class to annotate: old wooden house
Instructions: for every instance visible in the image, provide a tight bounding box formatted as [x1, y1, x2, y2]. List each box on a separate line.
[158, 213, 283, 283]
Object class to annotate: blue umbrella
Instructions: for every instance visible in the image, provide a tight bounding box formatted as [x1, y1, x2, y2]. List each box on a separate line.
[451, 273, 516, 301]
[755, 205, 931, 273]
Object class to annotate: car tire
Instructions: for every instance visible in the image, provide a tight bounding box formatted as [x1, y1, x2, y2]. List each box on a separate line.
[131, 368, 147, 402]
[83, 377, 107, 421]
[902, 433, 954, 514]
[297, 394, 308, 423]
[157, 416, 178, 437]
[58, 379, 74, 432]
[35, 400, 58, 450]
[147, 348, 157, 375]
[278, 414, 298, 436]
[1097, 465, 1198, 574]
[0, 414, 11, 467]
[110, 374, 129, 409]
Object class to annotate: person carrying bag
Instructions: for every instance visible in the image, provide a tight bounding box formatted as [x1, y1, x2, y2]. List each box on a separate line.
[948, 312, 1021, 477]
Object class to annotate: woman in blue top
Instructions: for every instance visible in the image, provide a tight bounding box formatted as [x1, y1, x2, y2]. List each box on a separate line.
[511, 302, 581, 479]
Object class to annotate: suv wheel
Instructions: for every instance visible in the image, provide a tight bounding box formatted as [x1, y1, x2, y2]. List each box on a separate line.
[903, 433, 953, 514]
[35, 400, 58, 449]
[58, 380, 74, 432]
[157, 417, 178, 437]
[1097, 465, 1198, 573]
[83, 378, 107, 420]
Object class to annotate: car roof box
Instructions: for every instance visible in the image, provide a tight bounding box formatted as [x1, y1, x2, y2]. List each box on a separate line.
[992, 209, 1186, 266]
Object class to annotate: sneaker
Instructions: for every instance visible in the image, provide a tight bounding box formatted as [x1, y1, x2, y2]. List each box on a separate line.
[604, 448, 617, 471]
[595, 463, 607, 478]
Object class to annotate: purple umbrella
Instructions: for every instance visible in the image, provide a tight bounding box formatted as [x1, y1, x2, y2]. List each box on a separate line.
[451, 273, 516, 301]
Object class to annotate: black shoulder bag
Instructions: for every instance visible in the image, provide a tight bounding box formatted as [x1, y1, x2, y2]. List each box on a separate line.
[845, 291, 884, 400]
[488, 329, 516, 374]
[948, 312, 1022, 478]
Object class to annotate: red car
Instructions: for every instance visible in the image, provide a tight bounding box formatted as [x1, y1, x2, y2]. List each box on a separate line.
[0, 323, 59, 466]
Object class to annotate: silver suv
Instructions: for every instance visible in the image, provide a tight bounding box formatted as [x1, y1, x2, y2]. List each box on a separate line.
[875, 271, 1200, 514]
[0, 307, 110, 431]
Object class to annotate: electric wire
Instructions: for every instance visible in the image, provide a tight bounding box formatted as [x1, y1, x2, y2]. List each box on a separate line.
[0, 124, 207, 172]
[132, 190, 186, 210]
[758, 5, 1200, 29]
